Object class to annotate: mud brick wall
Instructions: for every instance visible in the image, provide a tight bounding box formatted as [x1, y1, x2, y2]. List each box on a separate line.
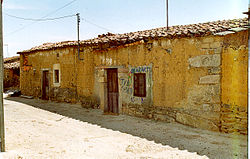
[20, 47, 99, 107]
[221, 104, 247, 134]
[49, 87, 77, 103]
[91, 34, 224, 132]
[19, 30, 248, 134]
[91, 31, 247, 133]
[177, 36, 222, 131]
[20, 48, 78, 101]
[221, 30, 248, 134]
[4, 68, 20, 90]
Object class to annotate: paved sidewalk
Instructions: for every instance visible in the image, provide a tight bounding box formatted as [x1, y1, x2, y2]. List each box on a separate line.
[0, 97, 248, 158]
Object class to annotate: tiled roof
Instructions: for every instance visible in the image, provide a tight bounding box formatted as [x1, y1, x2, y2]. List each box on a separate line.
[4, 61, 20, 69]
[18, 18, 248, 54]
[4, 56, 19, 63]
[4, 56, 20, 69]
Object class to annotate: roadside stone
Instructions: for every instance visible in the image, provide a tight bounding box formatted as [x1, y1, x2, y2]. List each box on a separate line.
[210, 42, 221, 48]
[187, 84, 221, 104]
[185, 110, 220, 122]
[214, 47, 222, 54]
[135, 111, 143, 117]
[148, 114, 153, 119]
[188, 54, 220, 68]
[202, 104, 211, 111]
[208, 67, 221, 74]
[154, 114, 175, 123]
[199, 75, 220, 84]
[176, 112, 219, 131]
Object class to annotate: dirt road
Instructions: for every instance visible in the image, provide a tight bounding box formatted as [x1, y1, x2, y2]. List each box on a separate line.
[0, 96, 247, 159]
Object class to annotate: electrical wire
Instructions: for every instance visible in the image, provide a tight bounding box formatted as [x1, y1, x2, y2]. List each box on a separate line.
[4, 13, 76, 21]
[41, 0, 77, 18]
[81, 18, 114, 33]
[4, 0, 78, 37]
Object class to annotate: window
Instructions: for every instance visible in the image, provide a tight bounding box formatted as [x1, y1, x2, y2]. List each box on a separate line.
[56, 53, 59, 60]
[134, 73, 146, 97]
[54, 70, 59, 83]
[53, 64, 60, 87]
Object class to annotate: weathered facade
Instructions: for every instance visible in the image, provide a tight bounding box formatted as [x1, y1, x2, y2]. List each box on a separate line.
[4, 56, 20, 91]
[18, 18, 248, 134]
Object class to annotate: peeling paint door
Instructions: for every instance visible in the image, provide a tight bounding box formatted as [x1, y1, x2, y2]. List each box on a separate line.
[42, 71, 49, 100]
[107, 68, 119, 114]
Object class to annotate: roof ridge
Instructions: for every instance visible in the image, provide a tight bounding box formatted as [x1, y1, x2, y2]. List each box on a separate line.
[4, 56, 20, 63]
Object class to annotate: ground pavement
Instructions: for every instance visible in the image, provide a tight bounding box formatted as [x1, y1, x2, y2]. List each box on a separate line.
[0, 96, 247, 159]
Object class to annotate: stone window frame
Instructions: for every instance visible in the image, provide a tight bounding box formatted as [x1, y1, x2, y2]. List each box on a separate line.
[53, 64, 61, 87]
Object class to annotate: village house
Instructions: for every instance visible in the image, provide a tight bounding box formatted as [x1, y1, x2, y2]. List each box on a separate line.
[18, 18, 248, 135]
[4, 56, 20, 91]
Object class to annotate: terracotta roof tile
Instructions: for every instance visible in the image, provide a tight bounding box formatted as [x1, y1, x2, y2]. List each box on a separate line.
[4, 56, 20, 69]
[18, 18, 248, 54]
[4, 56, 19, 63]
[4, 61, 20, 69]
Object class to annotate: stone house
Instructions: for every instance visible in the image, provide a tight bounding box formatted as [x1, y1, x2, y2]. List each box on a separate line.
[4, 56, 20, 91]
[18, 18, 248, 134]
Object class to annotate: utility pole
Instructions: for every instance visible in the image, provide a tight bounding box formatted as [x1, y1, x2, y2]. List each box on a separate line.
[243, 6, 249, 154]
[0, 0, 5, 152]
[166, 0, 169, 30]
[76, 13, 83, 60]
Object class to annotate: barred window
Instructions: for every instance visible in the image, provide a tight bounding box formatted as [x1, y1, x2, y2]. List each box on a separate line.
[134, 73, 146, 97]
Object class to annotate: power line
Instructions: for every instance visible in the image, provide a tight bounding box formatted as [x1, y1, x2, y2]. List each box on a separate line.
[4, 13, 76, 21]
[81, 18, 114, 33]
[4, 0, 78, 37]
[42, 0, 78, 18]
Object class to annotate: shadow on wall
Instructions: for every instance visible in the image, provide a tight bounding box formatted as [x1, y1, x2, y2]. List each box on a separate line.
[5, 97, 247, 159]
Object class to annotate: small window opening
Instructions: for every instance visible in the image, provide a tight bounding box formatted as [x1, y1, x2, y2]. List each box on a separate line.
[54, 70, 59, 83]
[134, 73, 146, 97]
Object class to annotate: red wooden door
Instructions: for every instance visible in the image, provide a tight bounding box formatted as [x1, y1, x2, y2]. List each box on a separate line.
[107, 68, 119, 114]
[42, 71, 49, 100]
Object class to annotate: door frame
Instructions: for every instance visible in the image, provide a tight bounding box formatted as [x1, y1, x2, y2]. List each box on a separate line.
[96, 66, 124, 114]
[106, 68, 119, 114]
[41, 69, 50, 100]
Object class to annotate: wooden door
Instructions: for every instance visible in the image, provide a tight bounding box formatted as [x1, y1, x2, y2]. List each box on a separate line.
[42, 71, 49, 100]
[107, 68, 119, 114]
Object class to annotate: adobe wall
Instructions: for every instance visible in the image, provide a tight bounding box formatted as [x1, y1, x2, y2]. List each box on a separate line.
[20, 47, 78, 102]
[221, 30, 248, 134]
[81, 34, 224, 132]
[4, 68, 19, 91]
[19, 30, 247, 134]
[75, 47, 99, 108]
